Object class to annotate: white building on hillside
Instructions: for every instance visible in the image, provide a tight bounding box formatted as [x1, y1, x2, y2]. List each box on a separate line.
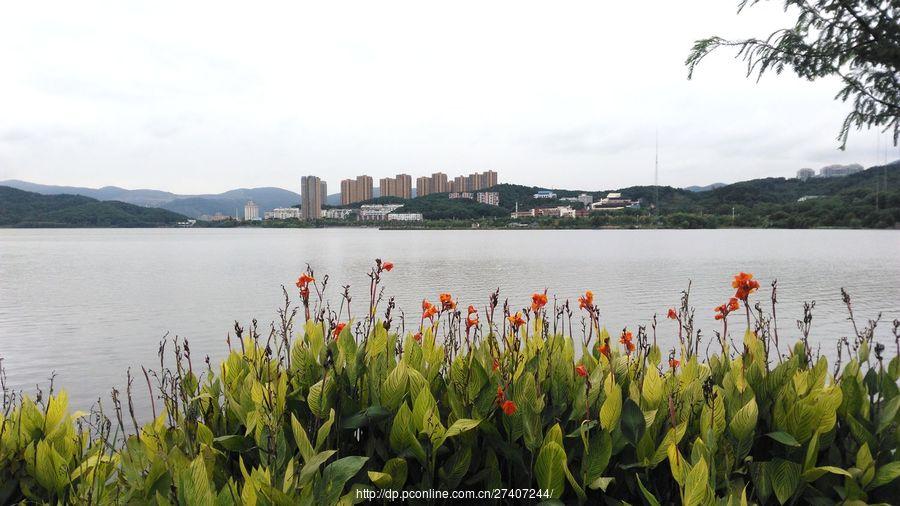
[244, 201, 260, 221]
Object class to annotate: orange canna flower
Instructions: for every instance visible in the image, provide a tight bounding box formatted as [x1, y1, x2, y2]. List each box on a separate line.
[468, 305, 477, 315]
[422, 299, 433, 311]
[619, 330, 635, 353]
[575, 364, 587, 377]
[732, 272, 760, 300]
[714, 297, 740, 320]
[382, 261, 393, 272]
[413, 332, 422, 342]
[669, 358, 680, 369]
[531, 291, 548, 313]
[501, 400, 517, 416]
[667, 308, 677, 320]
[296, 273, 314, 288]
[492, 359, 500, 371]
[466, 313, 479, 332]
[597, 341, 610, 358]
[423, 305, 438, 320]
[508, 312, 526, 329]
[439, 293, 457, 311]
[578, 290, 594, 310]
[332, 322, 346, 339]
[496, 386, 505, 401]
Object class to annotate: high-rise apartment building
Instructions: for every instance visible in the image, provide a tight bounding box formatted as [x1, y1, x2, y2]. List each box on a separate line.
[301, 176, 324, 220]
[379, 174, 413, 199]
[431, 172, 449, 193]
[416, 176, 431, 197]
[243, 200, 260, 221]
[340, 175, 373, 205]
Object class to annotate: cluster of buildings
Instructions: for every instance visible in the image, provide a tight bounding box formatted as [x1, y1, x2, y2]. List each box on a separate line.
[448, 191, 500, 206]
[510, 192, 639, 220]
[322, 204, 422, 222]
[796, 164, 864, 180]
[340, 175, 374, 205]
[416, 170, 498, 197]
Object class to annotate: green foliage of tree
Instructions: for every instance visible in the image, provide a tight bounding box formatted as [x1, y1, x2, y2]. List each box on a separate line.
[687, 0, 900, 148]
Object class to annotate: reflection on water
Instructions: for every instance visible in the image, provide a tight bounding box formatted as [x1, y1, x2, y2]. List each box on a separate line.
[1, 228, 898, 412]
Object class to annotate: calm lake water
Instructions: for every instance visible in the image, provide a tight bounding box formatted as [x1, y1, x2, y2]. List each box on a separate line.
[1, 228, 898, 413]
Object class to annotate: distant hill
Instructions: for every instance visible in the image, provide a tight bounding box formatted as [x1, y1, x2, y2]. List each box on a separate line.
[684, 183, 726, 192]
[0, 180, 300, 219]
[0, 186, 188, 227]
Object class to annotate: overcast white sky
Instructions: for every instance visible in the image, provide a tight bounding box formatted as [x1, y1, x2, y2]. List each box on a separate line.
[1, 1, 897, 194]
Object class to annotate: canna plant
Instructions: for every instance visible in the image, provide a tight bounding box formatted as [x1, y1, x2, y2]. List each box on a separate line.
[0, 261, 898, 505]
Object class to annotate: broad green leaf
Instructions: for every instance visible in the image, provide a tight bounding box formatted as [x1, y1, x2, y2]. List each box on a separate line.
[868, 461, 900, 490]
[766, 431, 801, 447]
[535, 441, 566, 499]
[317, 456, 368, 505]
[621, 398, 646, 447]
[769, 458, 801, 505]
[801, 466, 852, 482]
[290, 415, 314, 462]
[599, 379, 622, 431]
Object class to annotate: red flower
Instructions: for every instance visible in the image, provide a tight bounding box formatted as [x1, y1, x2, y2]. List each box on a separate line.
[466, 309, 479, 332]
[732, 272, 760, 301]
[422, 299, 433, 311]
[597, 340, 610, 358]
[508, 312, 526, 329]
[439, 293, 457, 311]
[413, 332, 422, 342]
[714, 297, 740, 320]
[531, 291, 548, 313]
[619, 329, 635, 353]
[297, 272, 316, 289]
[578, 290, 594, 310]
[423, 305, 438, 321]
[492, 359, 500, 371]
[667, 308, 677, 320]
[382, 261, 393, 272]
[575, 364, 587, 377]
[501, 400, 517, 416]
[332, 322, 346, 340]
[669, 358, 680, 369]
[496, 386, 505, 401]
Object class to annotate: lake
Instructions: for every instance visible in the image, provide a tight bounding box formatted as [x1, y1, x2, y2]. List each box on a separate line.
[1, 228, 898, 413]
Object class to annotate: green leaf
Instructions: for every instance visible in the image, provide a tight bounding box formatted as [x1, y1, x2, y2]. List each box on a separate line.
[380, 361, 408, 411]
[298, 450, 337, 485]
[535, 441, 566, 499]
[766, 431, 801, 447]
[637, 475, 661, 506]
[621, 398, 646, 447]
[317, 456, 368, 505]
[599, 379, 622, 431]
[684, 457, 709, 506]
[801, 466, 852, 482]
[729, 398, 758, 442]
[856, 443, 875, 486]
[316, 408, 336, 450]
[290, 415, 314, 462]
[868, 461, 900, 490]
[769, 458, 801, 505]
[588, 476, 614, 491]
[214, 434, 253, 453]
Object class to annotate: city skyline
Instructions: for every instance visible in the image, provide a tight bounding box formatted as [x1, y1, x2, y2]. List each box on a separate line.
[1, 1, 898, 195]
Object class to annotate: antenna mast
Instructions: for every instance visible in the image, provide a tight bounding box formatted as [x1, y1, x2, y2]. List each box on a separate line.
[654, 129, 659, 216]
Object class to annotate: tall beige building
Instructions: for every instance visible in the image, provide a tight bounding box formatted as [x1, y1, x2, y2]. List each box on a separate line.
[416, 176, 431, 197]
[482, 170, 498, 188]
[301, 176, 324, 220]
[340, 175, 373, 205]
[380, 174, 412, 199]
[431, 172, 449, 193]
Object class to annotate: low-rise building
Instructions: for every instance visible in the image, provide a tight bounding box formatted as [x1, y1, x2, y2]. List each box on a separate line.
[510, 209, 536, 219]
[536, 206, 577, 218]
[476, 192, 500, 206]
[449, 192, 474, 200]
[387, 213, 423, 221]
[322, 208, 356, 219]
[591, 192, 639, 210]
[264, 207, 301, 220]
[796, 168, 816, 180]
[358, 204, 405, 221]
[533, 190, 557, 199]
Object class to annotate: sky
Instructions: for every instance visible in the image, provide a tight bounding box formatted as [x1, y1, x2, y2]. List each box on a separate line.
[1, 1, 897, 195]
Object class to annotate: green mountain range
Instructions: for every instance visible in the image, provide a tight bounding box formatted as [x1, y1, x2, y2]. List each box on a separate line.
[0, 186, 189, 227]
